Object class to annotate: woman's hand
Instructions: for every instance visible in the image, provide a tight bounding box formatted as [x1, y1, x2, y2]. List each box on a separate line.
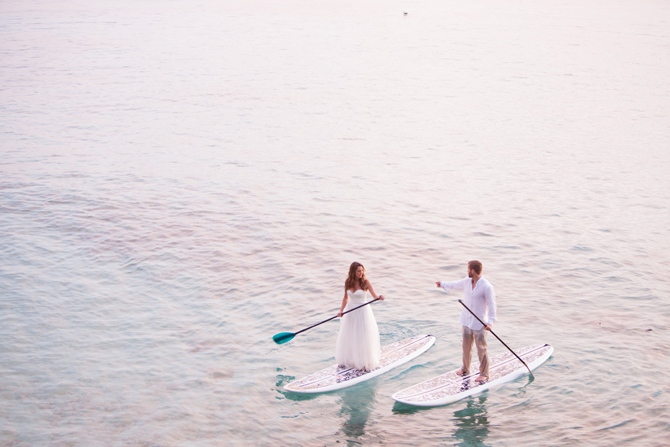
[378, 294, 385, 301]
[337, 311, 343, 318]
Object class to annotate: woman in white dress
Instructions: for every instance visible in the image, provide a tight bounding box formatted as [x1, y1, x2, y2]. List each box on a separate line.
[335, 262, 385, 371]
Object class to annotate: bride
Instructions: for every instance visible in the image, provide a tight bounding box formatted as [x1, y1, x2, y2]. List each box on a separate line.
[335, 262, 385, 371]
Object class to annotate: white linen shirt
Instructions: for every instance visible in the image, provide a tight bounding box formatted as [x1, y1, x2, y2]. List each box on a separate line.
[439, 276, 497, 330]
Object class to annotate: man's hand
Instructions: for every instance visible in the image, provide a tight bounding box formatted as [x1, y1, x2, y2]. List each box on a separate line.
[484, 324, 492, 331]
[435, 281, 441, 288]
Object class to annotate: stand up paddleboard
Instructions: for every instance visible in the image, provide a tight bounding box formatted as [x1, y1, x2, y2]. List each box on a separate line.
[284, 334, 435, 394]
[392, 343, 553, 406]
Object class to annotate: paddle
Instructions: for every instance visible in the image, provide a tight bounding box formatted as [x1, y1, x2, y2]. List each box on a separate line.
[458, 299, 534, 378]
[273, 298, 382, 345]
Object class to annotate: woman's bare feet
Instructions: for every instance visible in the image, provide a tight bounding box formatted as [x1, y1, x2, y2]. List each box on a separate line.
[474, 375, 488, 382]
[456, 368, 467, 376]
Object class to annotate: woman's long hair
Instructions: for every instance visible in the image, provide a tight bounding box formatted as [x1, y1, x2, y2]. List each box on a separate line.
[344, 262, 367, 292]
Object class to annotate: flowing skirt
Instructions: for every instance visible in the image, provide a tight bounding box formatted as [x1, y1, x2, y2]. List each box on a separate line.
[335, 298, 381, 370]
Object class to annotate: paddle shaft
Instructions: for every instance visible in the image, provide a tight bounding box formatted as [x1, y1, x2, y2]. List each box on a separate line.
[293, 298, 382, 337]
[457, 299, 534, 378]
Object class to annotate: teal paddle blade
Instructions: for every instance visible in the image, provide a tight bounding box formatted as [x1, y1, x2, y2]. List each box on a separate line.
[273, 332, 295, 344]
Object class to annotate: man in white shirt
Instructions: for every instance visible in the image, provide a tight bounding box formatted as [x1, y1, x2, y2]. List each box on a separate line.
[435, 260, 497, 382]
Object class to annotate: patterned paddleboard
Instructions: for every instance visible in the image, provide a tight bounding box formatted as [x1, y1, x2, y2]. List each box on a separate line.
[284, 334, 435, 393]
[392, 343, 554, 406]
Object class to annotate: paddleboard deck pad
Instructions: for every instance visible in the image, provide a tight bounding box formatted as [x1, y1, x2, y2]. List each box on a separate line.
[284, 334, 435, 393]
[392, 343, 553, 406]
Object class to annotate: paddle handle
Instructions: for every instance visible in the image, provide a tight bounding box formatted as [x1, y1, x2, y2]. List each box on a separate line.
[457, 299, 534, 378]
[293, 298, 382, 336]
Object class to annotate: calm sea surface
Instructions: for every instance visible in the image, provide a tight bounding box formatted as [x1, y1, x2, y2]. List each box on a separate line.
[1, 0, 669, 445]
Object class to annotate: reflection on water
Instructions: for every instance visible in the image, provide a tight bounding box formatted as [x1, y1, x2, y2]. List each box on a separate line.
[453, 394, 490, 447]
[339, 384, 376, 442]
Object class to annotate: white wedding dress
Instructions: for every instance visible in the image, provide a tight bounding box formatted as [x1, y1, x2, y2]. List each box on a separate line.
[335, 289, 381, 370]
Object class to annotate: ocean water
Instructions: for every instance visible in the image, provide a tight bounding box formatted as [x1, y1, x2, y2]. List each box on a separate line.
[1, 0, 669, 445]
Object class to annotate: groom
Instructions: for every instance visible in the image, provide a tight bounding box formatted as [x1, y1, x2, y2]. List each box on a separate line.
[436, 260, 497, 382]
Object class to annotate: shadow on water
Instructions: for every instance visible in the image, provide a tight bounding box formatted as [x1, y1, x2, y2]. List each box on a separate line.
[339, 383, 376, 444]
[392, 400, 443, 414]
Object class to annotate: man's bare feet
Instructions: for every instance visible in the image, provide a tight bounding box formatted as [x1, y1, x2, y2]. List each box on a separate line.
[456, 368, 467, 376]
[474, 375, 488, 382]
